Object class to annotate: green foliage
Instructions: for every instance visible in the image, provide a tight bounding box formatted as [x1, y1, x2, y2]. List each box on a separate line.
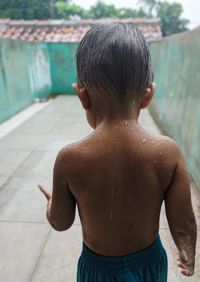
[157, 2, 189, 36]
[82, 1, 147, 19]
[139, 0, 157, 16]
[117, 7, 148, 19]
[55, 1, 84, 19]
[0, 0, 147, 20]
[85, 1, 118, 19]
[138, 0, 189, 36]
[0, 0, 51, 19]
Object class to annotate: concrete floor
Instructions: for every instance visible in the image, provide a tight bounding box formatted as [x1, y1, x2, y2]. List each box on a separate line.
[0, 95, 199, 282]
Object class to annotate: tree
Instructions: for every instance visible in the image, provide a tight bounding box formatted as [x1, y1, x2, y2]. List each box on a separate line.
[118, 7, 148, 19]
[82, 1, 148, 19]
[0, 0, 52, 19]
[55, 1, 84, 19]
[50, 0, 56, 18]
[139, 0, 157, 16]
[157, 2, 189, 36]
[85, 1, 118, 19]
[139, 0, 189, 36]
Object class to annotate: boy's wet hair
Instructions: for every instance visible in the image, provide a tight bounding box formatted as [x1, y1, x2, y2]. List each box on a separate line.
[76, 23, 153, 102]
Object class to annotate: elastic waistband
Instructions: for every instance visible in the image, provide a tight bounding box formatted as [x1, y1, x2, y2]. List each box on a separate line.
[80, 235, 166, 274]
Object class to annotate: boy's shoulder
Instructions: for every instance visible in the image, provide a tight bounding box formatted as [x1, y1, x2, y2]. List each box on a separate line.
[152, 134, 183, 165]
[148, 134, 184, 189]
[54, 138, 94, 169]
[155, 134, 181, 152]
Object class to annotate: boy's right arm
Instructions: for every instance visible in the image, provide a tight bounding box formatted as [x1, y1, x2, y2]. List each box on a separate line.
[164, 143, 197, 276]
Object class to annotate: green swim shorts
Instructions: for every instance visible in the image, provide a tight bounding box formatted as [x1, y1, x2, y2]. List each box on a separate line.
[77, 234, 168, 281]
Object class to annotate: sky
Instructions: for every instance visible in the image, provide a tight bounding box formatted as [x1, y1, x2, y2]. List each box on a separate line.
[73, 0, 200, 29]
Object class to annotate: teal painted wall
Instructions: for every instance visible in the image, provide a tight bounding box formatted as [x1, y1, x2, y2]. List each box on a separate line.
[28, 43, 52, 100]
[0, 39, 52, 123]
[0, 40, 78, 123]
[1, 31, 200, 189]
[149, 29, 200, 188]
[48, 43, 78, 95]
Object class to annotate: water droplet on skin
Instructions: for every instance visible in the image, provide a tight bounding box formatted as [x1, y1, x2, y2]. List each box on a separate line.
[159, 152, 162, 156]
[133, 131, 135, 135]
[142, 139, 146, 144]
[150, 141, 154, 144]
[125, 121, 128, 126]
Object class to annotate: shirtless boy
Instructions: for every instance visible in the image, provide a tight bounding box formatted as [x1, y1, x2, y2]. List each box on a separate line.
[39, 23, 197, 281]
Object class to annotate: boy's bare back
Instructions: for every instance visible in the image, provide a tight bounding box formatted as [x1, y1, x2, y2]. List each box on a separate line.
[55, 121, 193, 257]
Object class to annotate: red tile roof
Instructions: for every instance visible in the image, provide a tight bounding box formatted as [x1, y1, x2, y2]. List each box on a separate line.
[0, 18, 162, 42]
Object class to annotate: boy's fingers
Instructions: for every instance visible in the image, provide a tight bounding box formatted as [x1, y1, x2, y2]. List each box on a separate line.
[177, 262, 186, 270]
[39, 188, 51, 201]
[177, 257, 184, 264]
[177, 259, 194, 276]
[38, 185, 51, 200]
[180, 269, 193, 276]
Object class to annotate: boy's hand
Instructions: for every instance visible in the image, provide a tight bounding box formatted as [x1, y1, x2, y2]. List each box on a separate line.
[38, 185, 51, 201]
[38, 185, 52, 219]
[177, 252, 194, 276]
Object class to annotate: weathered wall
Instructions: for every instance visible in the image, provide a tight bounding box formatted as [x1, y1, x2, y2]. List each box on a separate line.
[0, 40, 78, 123]
[0, 39, 51, 123]
[149, 28, 200, 187]
[1, 30, 200, 188]
[48, 43, 78, 95]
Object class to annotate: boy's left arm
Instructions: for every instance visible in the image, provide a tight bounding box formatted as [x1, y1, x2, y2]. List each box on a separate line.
[39, 148, 76, 231]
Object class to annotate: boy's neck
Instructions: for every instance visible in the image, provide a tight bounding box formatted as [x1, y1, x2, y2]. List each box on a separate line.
[94, 107, 140, 128]
[90, 91, 141, 129]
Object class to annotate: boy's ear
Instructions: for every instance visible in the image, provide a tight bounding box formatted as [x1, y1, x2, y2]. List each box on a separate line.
[140, 83, 156, 109]
[72, 83, 91, 110]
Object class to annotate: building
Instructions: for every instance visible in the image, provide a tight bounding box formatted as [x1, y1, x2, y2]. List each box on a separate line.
[0, 18, 162, 42]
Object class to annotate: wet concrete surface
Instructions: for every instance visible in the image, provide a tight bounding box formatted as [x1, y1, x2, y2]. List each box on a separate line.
[0, 95, 199, 281]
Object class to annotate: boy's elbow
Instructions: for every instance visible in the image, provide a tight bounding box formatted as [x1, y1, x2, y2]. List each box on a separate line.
[49, 218, 74, 232]
[47, 210, 75, 231]
[52, 222, 73, 232]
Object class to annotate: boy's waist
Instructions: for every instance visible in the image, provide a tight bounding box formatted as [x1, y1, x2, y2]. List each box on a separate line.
[79, 234, 166, 274]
